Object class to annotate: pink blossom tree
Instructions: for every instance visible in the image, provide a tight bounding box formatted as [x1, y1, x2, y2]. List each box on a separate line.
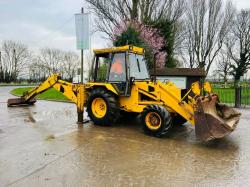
[113, 20, 167, 68]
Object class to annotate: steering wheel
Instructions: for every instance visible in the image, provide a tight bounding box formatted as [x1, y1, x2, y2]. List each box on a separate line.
[110, 72, 123, 81]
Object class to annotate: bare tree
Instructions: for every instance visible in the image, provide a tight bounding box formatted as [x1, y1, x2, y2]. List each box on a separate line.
[215, 51, 231, 85]
[29, 61, 40, 82]
[225, 9, 250, 86]
[0, 40, 30, 82]
[30, 49, 80, 82]
[86, 0, 185, 38]
[39, 48, 63, 75]
[182, 0, 235, 75]
[85, 51, 94, 78]
[139, 0, 185, 22]
[28, 56, 47, 81]
[62, 52, 80, 81]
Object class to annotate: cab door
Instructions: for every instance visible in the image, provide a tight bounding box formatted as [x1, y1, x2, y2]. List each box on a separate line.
[108, 53, 129, 95]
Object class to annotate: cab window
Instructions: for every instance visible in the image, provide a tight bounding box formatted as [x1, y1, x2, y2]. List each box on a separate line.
[91, 54, 110, 82]
[129, 53, 149, 80]
[109, 53, 126, 82]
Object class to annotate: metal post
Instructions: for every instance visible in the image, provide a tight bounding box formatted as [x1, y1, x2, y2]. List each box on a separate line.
[75, 7, 91, 124]
[13, 49, 17, 82]
[0, 51, 2, 81]
[235, 86, 241, 108]
[81, 49, 84, 83]
[78, 7, 84, 123]
[80, 7, 84, 84]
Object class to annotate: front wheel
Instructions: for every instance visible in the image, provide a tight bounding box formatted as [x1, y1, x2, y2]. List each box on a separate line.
[86, 88, 120, 126]
[141, 105, 172, 137]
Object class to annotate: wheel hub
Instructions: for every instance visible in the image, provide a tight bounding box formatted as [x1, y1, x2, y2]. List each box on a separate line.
[145, 112, 162, 130]
[91, 98, 107, 118]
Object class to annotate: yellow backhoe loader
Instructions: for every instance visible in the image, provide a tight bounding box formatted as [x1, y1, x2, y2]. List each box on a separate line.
[7, 45, 241, 141]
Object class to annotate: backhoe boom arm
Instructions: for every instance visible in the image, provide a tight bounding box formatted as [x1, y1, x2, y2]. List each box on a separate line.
[7, 74, 85, 123]
[23, 74, 60, 101]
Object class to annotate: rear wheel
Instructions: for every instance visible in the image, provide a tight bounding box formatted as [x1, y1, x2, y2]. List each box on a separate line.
[86, 88, 120, 125]
[141, 105, 172, 137]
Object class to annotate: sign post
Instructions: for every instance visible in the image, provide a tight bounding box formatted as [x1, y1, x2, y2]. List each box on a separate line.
[75, 8, 90, 83]
[75, 8, 91, 124]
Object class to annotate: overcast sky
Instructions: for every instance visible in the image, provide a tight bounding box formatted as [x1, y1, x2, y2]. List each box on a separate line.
[0, 0, 249, 53]
[0, 0, 108, 52]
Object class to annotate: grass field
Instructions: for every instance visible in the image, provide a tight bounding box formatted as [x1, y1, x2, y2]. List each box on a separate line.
[10, 87, 69, 101]
[214, 88, 250, 105]
[213, 88, 235, 104]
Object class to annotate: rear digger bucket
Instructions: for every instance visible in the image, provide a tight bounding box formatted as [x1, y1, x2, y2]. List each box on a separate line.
[194, 94, 241, 141]
[7, 97, 36, 107]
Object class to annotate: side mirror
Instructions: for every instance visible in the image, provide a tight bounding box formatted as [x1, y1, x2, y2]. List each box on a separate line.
[130, 77, 135, 83]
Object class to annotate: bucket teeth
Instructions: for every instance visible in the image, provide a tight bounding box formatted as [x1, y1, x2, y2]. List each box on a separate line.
[7, 98, 36, 107]
[194, 95, 241, 141]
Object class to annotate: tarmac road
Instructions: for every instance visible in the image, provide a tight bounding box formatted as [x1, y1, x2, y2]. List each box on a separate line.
[1, 86, 250, 187]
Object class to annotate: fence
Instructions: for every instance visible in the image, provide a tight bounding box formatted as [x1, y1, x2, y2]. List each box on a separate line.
[241, 86, 250, 107]
[213, 84, 250, 108]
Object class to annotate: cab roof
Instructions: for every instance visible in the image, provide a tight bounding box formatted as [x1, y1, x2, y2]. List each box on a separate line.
[93, 45, 144, 55]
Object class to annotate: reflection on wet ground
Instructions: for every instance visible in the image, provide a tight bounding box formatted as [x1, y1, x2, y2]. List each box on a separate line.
[0, 86, 250, 186]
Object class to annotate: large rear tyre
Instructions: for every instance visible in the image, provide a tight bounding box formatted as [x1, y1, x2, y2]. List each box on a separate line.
[86, 88, 120, 126]
[141, 105, 172, 137]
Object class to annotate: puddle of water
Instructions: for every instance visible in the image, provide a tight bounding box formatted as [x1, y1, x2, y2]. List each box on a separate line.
[45, 134, 55, 141]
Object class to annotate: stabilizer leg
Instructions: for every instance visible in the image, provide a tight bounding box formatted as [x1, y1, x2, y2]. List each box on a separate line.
[7, 98, 36, 107]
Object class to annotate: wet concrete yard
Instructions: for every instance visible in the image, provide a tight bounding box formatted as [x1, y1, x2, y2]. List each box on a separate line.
[1, 86, 250, 186]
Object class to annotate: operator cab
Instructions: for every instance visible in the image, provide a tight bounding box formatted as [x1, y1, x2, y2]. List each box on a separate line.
[90, 45, 149, 96]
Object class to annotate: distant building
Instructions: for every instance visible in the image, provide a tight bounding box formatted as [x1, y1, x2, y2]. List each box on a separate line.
[72, 70, 89, 83]
[149, 68, 205, 89]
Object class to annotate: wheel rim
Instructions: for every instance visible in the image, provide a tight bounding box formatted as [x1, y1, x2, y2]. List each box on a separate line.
[91, 98, 107, 118]
[145, 112, 162, 130]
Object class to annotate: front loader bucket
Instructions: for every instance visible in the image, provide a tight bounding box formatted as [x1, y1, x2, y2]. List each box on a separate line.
[194, 94, 241, 141]
[7, 97, 36, 107]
